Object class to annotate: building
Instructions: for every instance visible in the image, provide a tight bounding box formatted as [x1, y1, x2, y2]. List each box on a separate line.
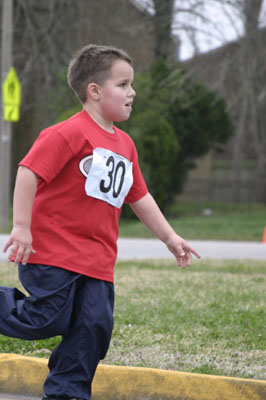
[178, 30, 266, 203]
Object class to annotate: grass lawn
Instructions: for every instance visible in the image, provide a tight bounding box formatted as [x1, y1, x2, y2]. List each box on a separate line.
[3, 202, 266, 241]
[119, 202, 266, 241]
[0, 259, 265, 380]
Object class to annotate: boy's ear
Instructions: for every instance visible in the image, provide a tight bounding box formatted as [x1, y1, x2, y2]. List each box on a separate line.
[87, 83, 100, 100]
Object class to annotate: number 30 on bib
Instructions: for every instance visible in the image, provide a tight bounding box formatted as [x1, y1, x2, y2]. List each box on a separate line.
[85, 147, 133, 208]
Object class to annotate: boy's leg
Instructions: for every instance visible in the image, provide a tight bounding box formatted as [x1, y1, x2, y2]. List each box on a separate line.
[43, 276, 114, 400]
[0, 263, 80, 339]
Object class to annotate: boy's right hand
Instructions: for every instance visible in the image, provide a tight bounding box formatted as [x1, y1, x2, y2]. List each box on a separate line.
[3, 226, 36, 265]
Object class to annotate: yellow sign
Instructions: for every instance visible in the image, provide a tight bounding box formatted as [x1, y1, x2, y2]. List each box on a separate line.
[3, 104, 20, 122]
[2, 67, 21, 122]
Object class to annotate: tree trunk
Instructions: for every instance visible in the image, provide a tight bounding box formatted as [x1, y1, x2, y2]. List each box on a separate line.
[153, 0, 175, 61]
[231, 0, 265, 200]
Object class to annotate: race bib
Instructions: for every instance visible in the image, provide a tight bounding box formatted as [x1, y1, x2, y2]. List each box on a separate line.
[84, 147, 133, 208]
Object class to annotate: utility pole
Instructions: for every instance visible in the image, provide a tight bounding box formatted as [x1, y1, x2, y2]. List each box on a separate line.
[0, 0, 13, 231]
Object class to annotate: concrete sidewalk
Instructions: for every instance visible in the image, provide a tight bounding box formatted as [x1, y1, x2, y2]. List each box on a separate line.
[117, 238, 266, 260]
[0, 354, 265, 400]
[1, 234, 266, 262]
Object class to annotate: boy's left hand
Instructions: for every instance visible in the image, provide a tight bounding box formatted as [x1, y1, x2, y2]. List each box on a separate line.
[165, 233, 201, 268]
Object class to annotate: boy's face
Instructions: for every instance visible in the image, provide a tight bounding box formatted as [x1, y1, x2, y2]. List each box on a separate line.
[97, 60, 136, 125]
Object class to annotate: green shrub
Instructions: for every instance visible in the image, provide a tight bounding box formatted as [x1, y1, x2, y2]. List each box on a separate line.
[119, 60, 233, 211]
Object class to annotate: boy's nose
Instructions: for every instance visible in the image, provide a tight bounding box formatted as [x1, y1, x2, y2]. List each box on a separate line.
[130, 87, 136, 97]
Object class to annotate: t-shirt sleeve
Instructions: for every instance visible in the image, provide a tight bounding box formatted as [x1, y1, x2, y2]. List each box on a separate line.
[19, 128, 74, 183]
[124, 144, 148, 204]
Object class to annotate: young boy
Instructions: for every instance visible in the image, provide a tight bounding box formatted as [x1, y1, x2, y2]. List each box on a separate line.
[2, 44, 200, 400]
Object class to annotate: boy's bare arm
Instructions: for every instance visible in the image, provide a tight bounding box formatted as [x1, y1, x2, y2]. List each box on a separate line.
[4, 166, 38, 265]
[130, 193, 201, 268]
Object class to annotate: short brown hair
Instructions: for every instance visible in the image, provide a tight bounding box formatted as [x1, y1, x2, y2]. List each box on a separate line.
[67, 44, 133, 103]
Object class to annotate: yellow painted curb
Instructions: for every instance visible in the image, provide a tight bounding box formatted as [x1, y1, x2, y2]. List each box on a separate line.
[0, 354, 266, 400]
[0, 354, 48, 395]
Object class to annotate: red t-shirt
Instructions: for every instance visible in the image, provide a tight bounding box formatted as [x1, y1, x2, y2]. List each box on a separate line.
[19, 110, 148, 282]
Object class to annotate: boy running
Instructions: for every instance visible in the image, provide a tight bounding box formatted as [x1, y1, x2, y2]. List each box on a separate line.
[2, 44, 200, 400]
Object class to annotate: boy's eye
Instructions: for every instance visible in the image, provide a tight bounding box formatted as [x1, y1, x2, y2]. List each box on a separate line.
[119, 82, 127, 88]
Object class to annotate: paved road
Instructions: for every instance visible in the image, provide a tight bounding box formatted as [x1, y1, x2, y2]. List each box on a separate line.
[118, 238, 266, 260]
[0, 234, 265, 261]
[0, 395, 38, 400]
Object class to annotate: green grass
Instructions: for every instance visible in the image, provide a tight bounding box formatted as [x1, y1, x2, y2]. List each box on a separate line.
[0, 259, 265, 380]
[3, 202, 266, 240]
[119, 202, 266, 241]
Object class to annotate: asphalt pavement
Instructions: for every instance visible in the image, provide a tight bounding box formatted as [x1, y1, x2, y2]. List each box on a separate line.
[0, 395, 37, 400]
[0, 234, 266, 262]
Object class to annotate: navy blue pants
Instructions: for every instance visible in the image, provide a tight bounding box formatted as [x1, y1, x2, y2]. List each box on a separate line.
[0, 263, 114, 400]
